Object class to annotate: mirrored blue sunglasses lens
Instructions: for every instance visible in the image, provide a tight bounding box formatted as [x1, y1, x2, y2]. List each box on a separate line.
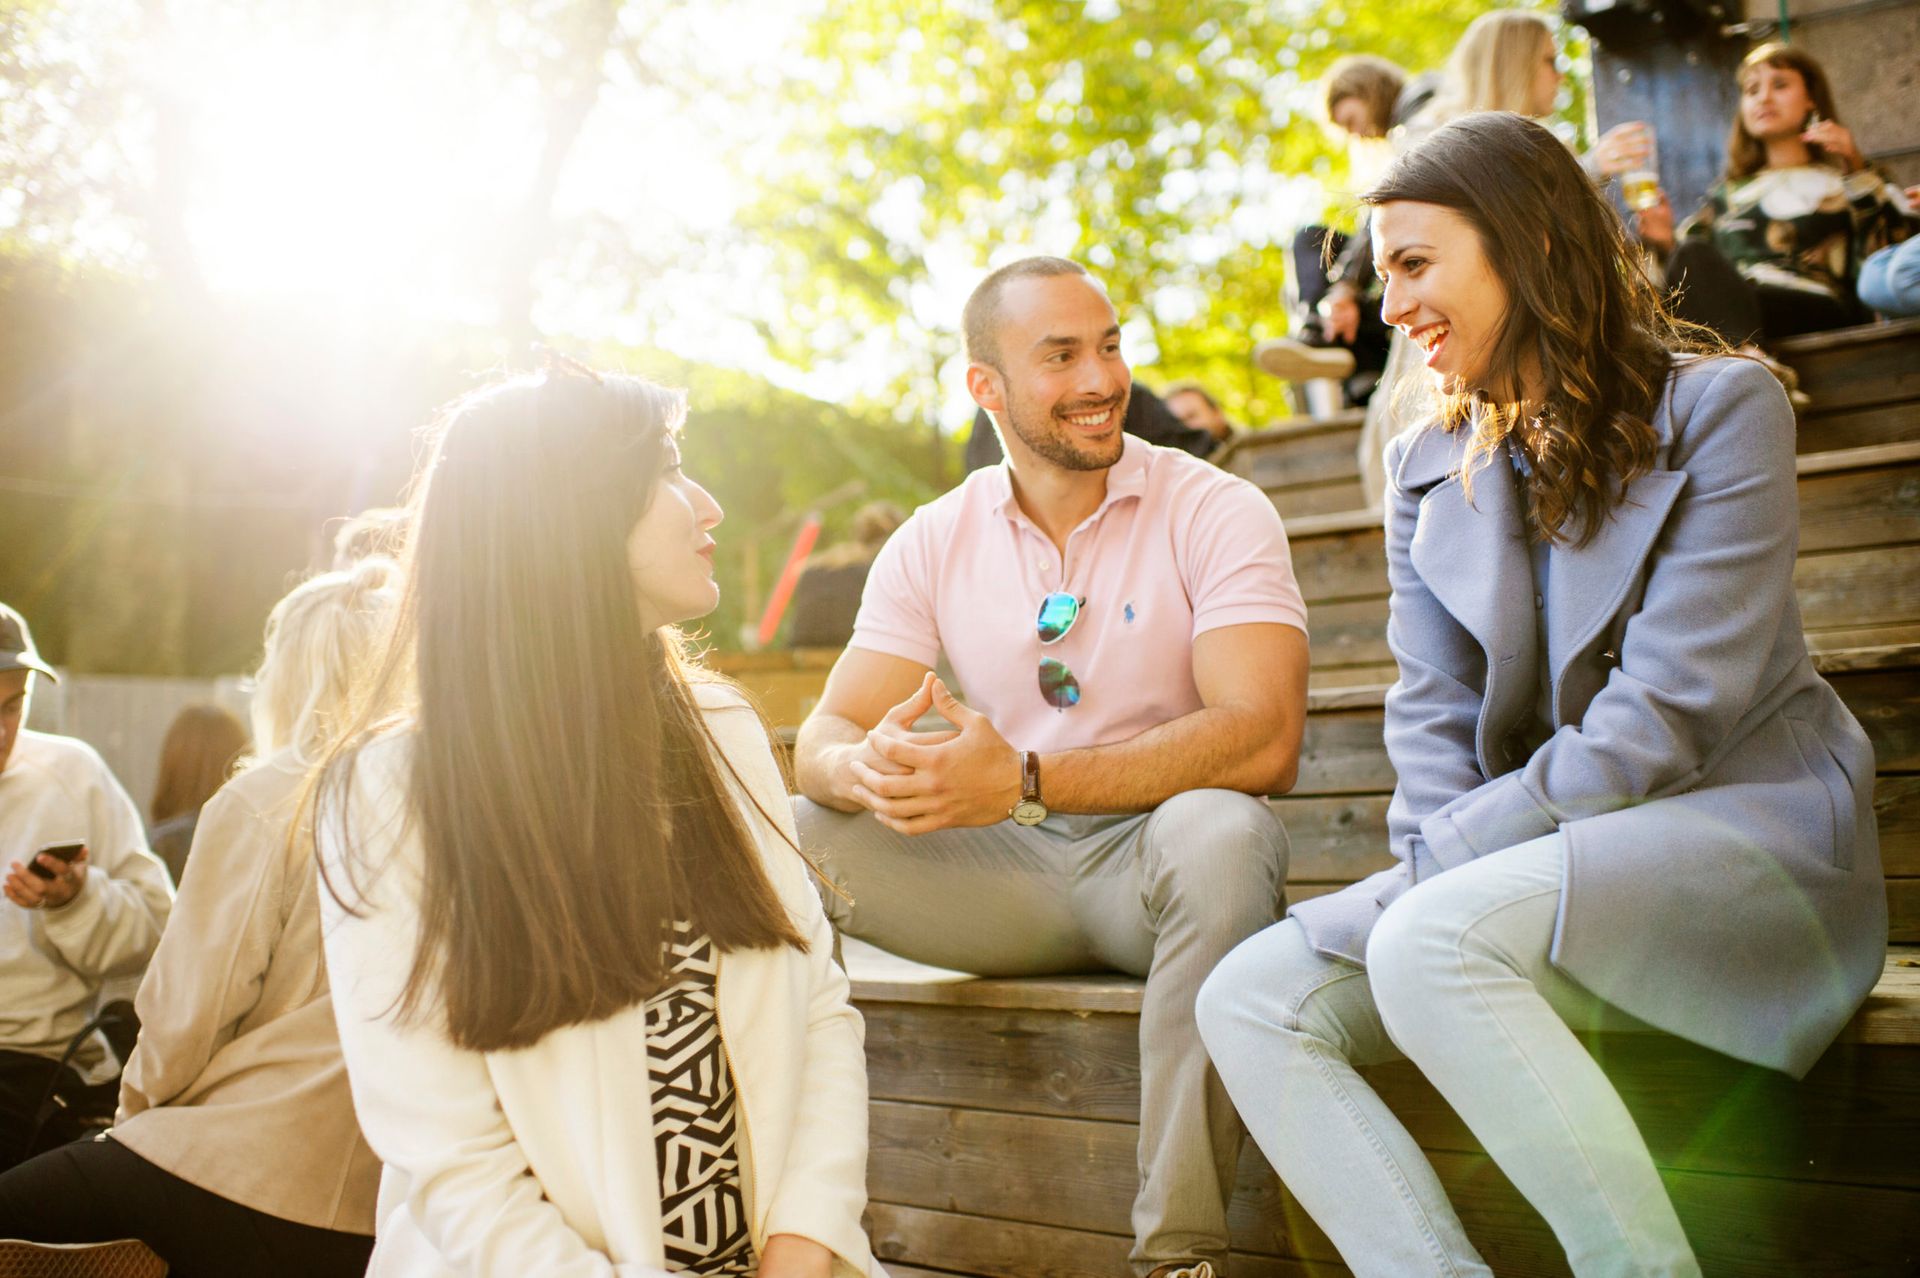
[1038, 657, 1081, 709]
[1036, 592, 1080, 644]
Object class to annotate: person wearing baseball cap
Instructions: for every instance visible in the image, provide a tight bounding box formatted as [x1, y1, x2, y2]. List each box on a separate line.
[0, 601, 173, 1170]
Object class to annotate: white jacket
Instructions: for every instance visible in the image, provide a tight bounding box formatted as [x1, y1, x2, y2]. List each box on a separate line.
[320, 686, 883, 1277]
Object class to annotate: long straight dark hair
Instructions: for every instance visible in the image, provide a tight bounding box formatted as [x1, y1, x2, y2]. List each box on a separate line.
[317, 365, 804, 1052]
[1365, 111, 1724, 546]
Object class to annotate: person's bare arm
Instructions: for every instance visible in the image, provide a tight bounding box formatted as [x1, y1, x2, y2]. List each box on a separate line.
[856, 623, 1309, 833]
[1047, 622, 1308, 808]
[792, 646, 938, 811]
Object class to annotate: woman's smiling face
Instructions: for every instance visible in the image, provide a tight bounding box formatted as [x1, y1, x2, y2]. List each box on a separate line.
[1373, 199, 1515, 399]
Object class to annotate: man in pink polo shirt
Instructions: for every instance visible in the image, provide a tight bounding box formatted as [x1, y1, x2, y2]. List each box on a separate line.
[794, 256, 1310, 1278]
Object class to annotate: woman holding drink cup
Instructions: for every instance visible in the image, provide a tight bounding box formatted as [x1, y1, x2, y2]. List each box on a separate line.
[1634, 43, 1918, 347]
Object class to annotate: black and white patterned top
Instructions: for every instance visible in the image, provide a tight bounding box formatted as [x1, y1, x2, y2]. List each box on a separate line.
[646, 922, 754, 1276]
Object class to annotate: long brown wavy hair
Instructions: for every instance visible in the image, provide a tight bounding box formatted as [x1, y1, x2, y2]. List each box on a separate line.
[1365, 111, 1724, 545]
[315, 365, 805, 1053]
[1724, 43, 1845, 182]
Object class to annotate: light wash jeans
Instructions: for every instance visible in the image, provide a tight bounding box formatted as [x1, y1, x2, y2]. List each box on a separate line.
[1195, 834, 1700, 1278]
[796, 790, 1288, 1276]
[1858, 238, 1920, 317]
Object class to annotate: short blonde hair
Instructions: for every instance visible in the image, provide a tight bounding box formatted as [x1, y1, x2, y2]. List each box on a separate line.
[251, 556, 399, 763]
[1437, 10, 1555, 119]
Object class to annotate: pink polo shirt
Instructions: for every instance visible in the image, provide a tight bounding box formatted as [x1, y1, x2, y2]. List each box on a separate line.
[850, 435, 1308, 754]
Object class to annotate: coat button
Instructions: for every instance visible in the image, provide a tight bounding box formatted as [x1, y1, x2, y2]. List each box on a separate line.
[1535, 594, 1544, 609]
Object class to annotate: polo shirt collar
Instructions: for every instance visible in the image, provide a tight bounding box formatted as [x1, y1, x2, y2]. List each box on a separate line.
[990, 433, 1151, 523]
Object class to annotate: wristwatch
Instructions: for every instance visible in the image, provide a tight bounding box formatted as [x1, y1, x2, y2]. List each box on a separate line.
[1010, 750, 1048, 826]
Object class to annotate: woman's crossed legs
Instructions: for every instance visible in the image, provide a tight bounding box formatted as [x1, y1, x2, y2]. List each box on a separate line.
[1196, 834, 1699, 1278]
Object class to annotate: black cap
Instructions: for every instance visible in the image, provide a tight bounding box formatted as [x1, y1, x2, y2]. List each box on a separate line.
[0, 602, 58, 682]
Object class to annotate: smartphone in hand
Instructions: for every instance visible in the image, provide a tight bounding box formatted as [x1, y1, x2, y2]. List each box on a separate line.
[27, 842, 85, 880]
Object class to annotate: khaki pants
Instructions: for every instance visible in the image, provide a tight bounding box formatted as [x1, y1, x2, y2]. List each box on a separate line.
[796, 790, 1289, 1275]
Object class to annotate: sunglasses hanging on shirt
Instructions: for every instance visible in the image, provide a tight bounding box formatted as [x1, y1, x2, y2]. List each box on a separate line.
[1035, 591, 1084, 709]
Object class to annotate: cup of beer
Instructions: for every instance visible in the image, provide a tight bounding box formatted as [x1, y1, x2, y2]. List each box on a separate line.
[1623, 128, 1660, 212]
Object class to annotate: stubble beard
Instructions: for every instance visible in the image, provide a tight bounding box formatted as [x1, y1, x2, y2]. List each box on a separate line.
[1000, 383, 1129, 473]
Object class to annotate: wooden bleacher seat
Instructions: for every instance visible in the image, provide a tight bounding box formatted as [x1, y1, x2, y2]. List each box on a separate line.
[850, 950, 1920, 1277]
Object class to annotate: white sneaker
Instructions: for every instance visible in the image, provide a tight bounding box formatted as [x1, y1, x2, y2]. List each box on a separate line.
[1254, 338, 1356, 383]
[1151, 1264, 1218, 1278]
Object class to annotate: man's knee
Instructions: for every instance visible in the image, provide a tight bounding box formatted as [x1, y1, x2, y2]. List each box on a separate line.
[1141, 789, 1288, 928]
[790, 795, 861, 926]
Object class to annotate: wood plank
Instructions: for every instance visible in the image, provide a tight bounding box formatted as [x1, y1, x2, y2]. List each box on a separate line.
[1232, 425, 1364, 490]
[867, 1094, 1920, 1264]
[1303, 596, 1391, 670]
[860, 952, 1920, 1118]
[1796, 399, 1920, 454]
[860, 1001, 1143, 1120]
[1835, 669, 1920, 772]
[1793, 440, 1920, 477]
[1878, 776, 1920, 875]
[1273, 766, 1916, 883]
[1284, 522, 1387, 604]
[1269, 793, 1393, 880]
[1810, 633, 1920, 671]
[1295, 707, 1399, 794]
[854, 973, 1146, 1014]
[1772, 315, 1920, 357]
[866, 1109, 1920, 1276]
[1291, 669, 1920, 796]
[1307, 661, 1399, 689]
[863, 1203, 1132, 1278]
[1774, 318, 1920, 410]
[1893, 877, 1919, 946]
[1798, 544, 1920, 630]
[1794, 461, 1920, 553]
[1270, 479, 1368, 520]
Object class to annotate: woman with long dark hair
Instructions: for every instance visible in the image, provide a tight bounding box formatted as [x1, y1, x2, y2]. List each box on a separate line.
[1197, 112, 1885, 1275]
[315, 364, 879, 1277]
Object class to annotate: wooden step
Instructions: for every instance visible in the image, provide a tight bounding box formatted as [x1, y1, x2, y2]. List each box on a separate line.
[1774, 317, 1920, 415]
[1287, 647, 1920, 943]
[851, 949, 1920, 1278]
[1222, 322, 1920, 516]
[1287, 442, 1920, 683]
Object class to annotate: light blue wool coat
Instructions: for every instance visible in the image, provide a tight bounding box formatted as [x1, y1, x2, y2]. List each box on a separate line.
[1289, 355, 1887, 1078]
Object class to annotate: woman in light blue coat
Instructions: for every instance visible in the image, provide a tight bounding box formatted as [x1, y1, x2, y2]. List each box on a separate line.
[1197, 112, 1886, 1278]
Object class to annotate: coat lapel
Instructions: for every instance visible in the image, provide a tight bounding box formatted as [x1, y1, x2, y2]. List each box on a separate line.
[1544, 469, 1689, 715]
[1405, 434, 1540, 776]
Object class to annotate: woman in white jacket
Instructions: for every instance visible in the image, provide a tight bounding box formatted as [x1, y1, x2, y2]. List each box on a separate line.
[315, 360, 882, 1278]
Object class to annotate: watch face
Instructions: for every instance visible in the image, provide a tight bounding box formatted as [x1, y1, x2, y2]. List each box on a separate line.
[1011, 798, 1048, 826]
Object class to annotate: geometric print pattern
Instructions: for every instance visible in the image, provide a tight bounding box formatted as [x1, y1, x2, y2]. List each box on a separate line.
[647, 922, 755, 1276]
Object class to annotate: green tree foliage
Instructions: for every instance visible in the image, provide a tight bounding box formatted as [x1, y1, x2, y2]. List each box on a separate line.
[741, 0, 1583, 429]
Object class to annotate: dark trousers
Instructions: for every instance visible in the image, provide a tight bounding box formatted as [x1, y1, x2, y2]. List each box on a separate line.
[1666, 239, 1859, 344]
[0, 1049, 90, 1171]
[0, 1135, 374, 1278]
[1291, 226, 1393, 399]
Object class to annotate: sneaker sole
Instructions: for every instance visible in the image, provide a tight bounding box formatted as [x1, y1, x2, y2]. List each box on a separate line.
[0, 1239, 168, 1278]
[1253, 341, 1357, 383]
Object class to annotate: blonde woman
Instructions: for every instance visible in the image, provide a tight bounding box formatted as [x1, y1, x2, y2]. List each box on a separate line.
[316, 366, 880, 1277]
[0, 558, 398, 1276]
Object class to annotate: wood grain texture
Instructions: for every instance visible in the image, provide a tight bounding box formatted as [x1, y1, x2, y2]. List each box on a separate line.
[864, 1107, 1920, 1276]
[1797, 400, 1920, 455]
